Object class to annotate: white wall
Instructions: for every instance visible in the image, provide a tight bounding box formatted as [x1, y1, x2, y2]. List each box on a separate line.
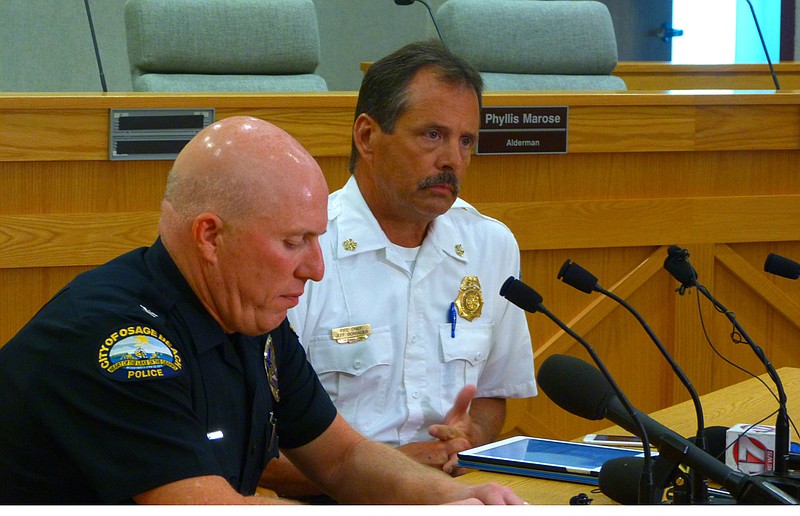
[0, 0, 796, 92]
[0, 0, 445, 92]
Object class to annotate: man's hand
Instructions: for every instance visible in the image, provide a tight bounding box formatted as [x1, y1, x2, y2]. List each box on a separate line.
[428, 384, 479, 444]
[396, 437, 472, 474]
[450, 482, 526, 505]
[396, 384, 478, 475]
[423, 385, 506, 476]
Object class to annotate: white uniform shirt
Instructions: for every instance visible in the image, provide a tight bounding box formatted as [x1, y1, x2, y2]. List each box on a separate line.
[288, 176, 536, 446]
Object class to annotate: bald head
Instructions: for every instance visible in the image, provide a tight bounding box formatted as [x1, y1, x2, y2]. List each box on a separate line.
[158, 116, 329, 335]
[163, 116, 324, 226]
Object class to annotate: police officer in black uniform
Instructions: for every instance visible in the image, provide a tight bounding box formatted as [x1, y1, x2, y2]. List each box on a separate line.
[0, 116, 523, 505]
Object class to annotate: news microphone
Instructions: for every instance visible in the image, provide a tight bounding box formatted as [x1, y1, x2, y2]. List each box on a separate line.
[744, 0, 780, 90]
[664, 246, 798, 497]
[500, 277, 659, 504]
[537, 354, 798, 504]
[83, 0, 107, 92]
[764, 253, 800, 280]
[598, 426, 730, 505]
[394, 0, 446, 45]
[558, 259, 710, 503]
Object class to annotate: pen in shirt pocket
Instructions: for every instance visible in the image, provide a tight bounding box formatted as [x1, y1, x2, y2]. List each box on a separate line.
[448, 302, 457, 338]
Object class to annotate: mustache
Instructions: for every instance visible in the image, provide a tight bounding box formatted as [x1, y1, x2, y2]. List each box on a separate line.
[417, 171, 461, 195]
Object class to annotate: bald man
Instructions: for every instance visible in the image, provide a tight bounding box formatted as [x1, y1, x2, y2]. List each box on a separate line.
[0, 117, 522, 505]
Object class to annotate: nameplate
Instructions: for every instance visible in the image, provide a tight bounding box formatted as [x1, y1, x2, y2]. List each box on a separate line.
[478, 106, 568, 155]
[331, 324, 371, 344]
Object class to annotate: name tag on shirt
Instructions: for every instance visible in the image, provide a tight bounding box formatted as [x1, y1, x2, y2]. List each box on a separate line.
[331, 324, 371, 344]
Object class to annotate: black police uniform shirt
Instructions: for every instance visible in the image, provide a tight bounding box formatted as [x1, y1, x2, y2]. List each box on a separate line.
[0, 238, 337, 504]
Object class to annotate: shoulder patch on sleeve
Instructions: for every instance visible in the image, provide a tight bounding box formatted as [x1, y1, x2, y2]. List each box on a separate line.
[97, 325, 183, 382]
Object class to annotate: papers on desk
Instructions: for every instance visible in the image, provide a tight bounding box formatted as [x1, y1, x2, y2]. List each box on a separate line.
[457, 436, 648, 486]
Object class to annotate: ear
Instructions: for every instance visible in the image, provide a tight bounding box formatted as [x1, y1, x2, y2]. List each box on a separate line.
[192, 212, 224, 264]
[353, 113, 378, 165]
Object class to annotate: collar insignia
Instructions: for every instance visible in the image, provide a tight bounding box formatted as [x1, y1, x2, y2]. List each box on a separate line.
[342, 238, 358, 251]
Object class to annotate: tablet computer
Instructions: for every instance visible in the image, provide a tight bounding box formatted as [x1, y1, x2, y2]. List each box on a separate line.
[457, 435, 648, 485]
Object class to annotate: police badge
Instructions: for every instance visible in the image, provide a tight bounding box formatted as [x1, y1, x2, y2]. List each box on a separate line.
[264, 335, 280, 401]
[454, 276, 484, 322]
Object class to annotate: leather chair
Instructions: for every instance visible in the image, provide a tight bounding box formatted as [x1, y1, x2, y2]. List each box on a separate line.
[437, 0, 626, 91]
[124, 0, 328, 92]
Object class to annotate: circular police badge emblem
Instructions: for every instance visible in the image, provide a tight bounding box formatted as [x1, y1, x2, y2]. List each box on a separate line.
[97, 326, 182, 382]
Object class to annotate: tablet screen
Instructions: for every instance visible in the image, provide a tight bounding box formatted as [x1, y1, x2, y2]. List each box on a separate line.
[463, 436, 644, 472]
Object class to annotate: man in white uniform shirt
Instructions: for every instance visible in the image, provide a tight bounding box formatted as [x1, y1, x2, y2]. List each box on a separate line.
[260, 40, 536, 499]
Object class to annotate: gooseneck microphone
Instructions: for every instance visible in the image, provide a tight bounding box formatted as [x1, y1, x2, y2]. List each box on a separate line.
[664, 246, 797, 497]
[83, 0, 107, 93]
[537, 354, 798, 504]
[764, 253, 800, 280]
[744, 0, 780, 90]
[558, 259, 710, 503]
[394, 0, 446, 45]
[500, 277, 658, 504]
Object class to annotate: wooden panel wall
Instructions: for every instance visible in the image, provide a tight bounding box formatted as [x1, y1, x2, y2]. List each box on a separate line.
[2, 92, 799, 442]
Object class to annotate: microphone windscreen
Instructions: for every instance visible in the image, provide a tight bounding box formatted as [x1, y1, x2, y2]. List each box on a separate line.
[663, 246, 697, 286]
[598, 456, 643, 505]
[499, 276, 542, 313]
[558, 259, 598, 294]
[764, 253, 800, 279]
[537, 354, 614, 421]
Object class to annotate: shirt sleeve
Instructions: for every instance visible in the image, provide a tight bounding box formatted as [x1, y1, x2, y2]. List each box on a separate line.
[34, 290, 222, 503]
[476, 230, 538, 399]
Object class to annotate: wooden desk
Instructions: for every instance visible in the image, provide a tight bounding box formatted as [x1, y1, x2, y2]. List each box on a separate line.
[459, 367, 800, 505]
[2, 91, 800, 442]
[614, 62, 800, 91]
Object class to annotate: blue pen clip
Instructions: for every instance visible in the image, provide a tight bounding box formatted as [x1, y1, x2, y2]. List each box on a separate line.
[449, 302, 457, 338]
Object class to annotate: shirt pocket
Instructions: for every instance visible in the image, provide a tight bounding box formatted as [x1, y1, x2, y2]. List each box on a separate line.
[439, 323, 493, 401]
[307, 327, 393, 433]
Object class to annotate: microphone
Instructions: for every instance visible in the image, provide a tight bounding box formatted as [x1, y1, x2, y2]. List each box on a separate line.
[744, 0, 780, 90]
[537, 354, 798, 504]
[663, 245, 697, 292]
[598, 426, 730, 505]
[394, 0, 445, 45]
[500, 277, 659, 504]
[83, 0, 107, 93]
[764, 253, 800, 280]
[664, 246, 798, 497]
[558, 259, 710, 503]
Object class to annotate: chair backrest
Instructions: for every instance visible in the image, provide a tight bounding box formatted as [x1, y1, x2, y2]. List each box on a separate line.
[437, 0, 626, 91]
[124, 0, 328, 92]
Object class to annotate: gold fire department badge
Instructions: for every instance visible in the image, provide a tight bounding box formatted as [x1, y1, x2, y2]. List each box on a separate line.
[454, 276, 483, 322]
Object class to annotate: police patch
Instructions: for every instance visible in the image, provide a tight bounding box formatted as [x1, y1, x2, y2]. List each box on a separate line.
[97, 326, 182, 382]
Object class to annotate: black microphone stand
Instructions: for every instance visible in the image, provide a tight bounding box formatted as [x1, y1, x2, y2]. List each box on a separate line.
[500, 277, 661, 504]
[558, 259, 711, 504]
[394, 0, 446, 45]
[83, 0, 107, 93]
[664, 247, 799, 498]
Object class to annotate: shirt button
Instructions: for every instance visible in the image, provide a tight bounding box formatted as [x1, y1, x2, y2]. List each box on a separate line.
[475, 352, 483, 361]
[353, 360, 361, 369]
[412, 391, 420, 399]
